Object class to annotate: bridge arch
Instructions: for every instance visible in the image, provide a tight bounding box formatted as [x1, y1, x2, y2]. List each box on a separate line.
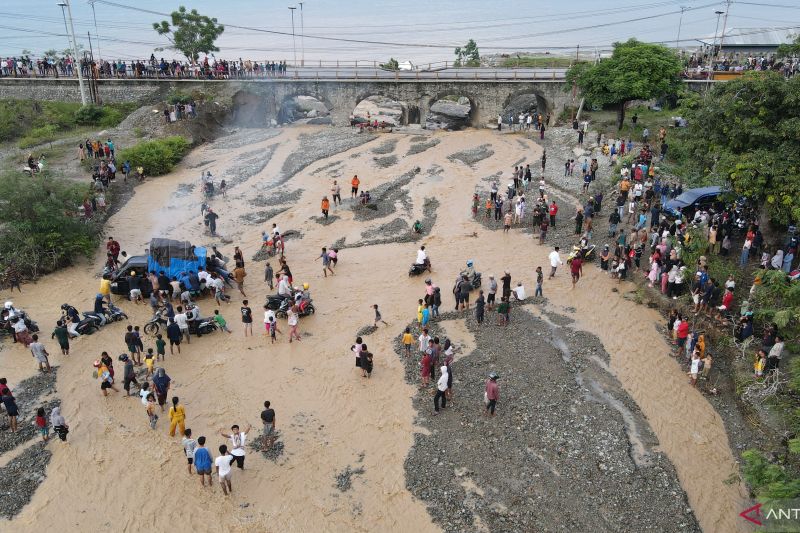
[426, 91, 478, 130]
[352, 92, 420, 125]
[501, 90, 549, 119]
[278, 92, 333, 124]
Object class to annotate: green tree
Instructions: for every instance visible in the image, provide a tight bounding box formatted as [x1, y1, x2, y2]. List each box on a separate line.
[0, 172, 100, 278]
[565, 38, 682, 129]
[777, 33, 800, 58]
[380, 58, 399, 71]
[677, 72, 800, 224]
[42, 49, 59, 60]
[454, 39, 480, 67]
[153, 6, 224, 64]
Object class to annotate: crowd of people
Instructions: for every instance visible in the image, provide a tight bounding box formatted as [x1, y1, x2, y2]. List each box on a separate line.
[682, 51, 799, 79]
[0, 55, 290, 80]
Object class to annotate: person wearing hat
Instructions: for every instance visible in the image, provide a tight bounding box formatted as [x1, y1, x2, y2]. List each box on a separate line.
[120, 354, 139, 397]
[484, 373, 500, 417]
[126, 270, 142, 303]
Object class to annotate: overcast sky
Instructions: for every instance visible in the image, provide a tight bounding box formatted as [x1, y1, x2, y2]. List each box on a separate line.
[2, 0, 799, 63]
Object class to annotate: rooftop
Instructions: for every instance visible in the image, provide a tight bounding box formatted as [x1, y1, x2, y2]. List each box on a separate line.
[698, 27, 798, 47]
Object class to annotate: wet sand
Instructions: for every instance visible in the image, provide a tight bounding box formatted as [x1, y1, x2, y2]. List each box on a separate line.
[0, 126, 747, 532]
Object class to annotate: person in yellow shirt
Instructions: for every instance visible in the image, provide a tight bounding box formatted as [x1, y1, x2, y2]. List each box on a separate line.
[144, 349, 155, 378]
[169, 396, 186, 437]
[402, 327, 414, 356]
[99, 276, 112, 304]
[417, 299, 424, 324]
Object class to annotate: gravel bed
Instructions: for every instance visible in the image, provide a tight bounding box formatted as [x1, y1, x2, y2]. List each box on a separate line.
[361, 218, 409, 239]
[335, 196, 439, 250]
[310, 215, 341, 226]
[372, 155, 398, 168]
[276, 129, 376, 186]
[335, 465, 366, 492]
[0, 442, 52, 519]
[371, 138, 399, 155]
[210, 128, 282, 151]
[351, 167, 420, 222]
[238, 207, 290, 225]
[173, 183, 196, 198]
[0, 370, 60, 454]
[222, 144, 278, 189]
[187, 159, 217, 169]
[250, 188, 304, 208]
[310, 160, 343, 176]
[447, 144, 495, 167]
[407, 138, 441, 156]
[356, 325, 378, 337]
[410, 135, 430, 142]
[397, 307, 699, 533]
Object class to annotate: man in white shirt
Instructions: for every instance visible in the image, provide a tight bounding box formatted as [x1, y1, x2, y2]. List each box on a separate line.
[215, 445, 235, 495]
[512, 282, 526, 301]
[173, 306, 190, 343]
[220, 424, 251, 470]
[277, 275, 292, 298]
[197, 268, 210, 290]
[416, 245, 428, 266]
[548, 246, 563, 278]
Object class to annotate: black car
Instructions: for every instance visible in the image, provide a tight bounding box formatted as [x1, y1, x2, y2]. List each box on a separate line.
[110, 255, 153, 297]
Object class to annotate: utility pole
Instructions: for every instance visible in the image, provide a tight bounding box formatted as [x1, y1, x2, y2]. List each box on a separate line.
[708, 10, 724, 78]
[288, 6, 297, 68]
[676, 6, 687, 50]
[718, 0, 732, 62]
[576, 44, 580, 63]
[62, 0, 88, 105]
[88, 0, 101, 61]
[299, 2, 305, 67]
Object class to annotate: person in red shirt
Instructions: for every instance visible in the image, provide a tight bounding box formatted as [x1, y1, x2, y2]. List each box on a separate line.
[549, 201, 558, 228]
[676, 319, 690, 351]
[350, 175, 360, 198]
[106, 237, 121, 263]
[570, 254, 583, 288]
[715, 287, 734, 321]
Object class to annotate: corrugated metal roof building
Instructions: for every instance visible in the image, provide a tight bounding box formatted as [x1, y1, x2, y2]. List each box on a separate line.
[698, 27, 798, 54]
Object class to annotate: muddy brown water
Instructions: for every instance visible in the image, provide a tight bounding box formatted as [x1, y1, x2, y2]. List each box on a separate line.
[0, 126, 748, 532]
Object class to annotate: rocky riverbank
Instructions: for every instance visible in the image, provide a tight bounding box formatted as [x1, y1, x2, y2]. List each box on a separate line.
[398, 308, 699, 532]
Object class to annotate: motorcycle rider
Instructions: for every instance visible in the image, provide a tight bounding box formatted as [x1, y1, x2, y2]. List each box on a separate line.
[462, 260, 477, 283]
[4, 301, 19, 321]
[277, 275, 293, 301]
[415, 246, 429, 266]
[93, 294, 108, 316]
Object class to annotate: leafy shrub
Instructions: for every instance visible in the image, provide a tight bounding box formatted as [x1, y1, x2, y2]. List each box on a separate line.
[18, 125, 59, 149]
[0, 171, 101, 278]
[74, 104, 105, 125]
[167, 90, 192, 105]
[118, 136, 191, 176]
[742, 449, 800, 500]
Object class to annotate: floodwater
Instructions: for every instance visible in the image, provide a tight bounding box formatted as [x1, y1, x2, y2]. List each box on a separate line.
[0, 125, 748, 532]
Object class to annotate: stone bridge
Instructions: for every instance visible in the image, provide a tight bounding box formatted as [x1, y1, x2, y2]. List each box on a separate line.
[0, 77, 717, 128]
[0, 77, 575, 127]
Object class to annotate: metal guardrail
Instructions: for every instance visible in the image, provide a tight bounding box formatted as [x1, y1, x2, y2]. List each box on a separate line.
[0, 67, 571, 82]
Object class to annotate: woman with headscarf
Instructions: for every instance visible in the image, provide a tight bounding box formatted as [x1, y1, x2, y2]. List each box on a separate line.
[50, 406, 69, 441]
[152, 368, 171, 412]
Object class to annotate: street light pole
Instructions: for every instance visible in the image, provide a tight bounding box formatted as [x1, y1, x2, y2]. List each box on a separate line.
[707, 10, 724, 76]
[61, 0, 88, 105]
[299, 2, 305, 67]
[288, 6, 297, 68]
[718, 0, 732, 62]
[88, 0, 101, 61]
[676, 6, 687, 50]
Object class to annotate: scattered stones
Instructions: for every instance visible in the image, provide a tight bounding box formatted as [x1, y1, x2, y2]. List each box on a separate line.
[222, 144, 278, 189]
[310, 215, 341, 226]
[352, 167, 420, 222]
[398, 307, 699, 533]
[211, 128, 282, 151]
[335, 465, 366, 492]
[373, 155, 398, 168]
[356, 325, 378, 337]
[250, 188, 304, 208]
[173, 183, 196, 198]
[447, 144, 494, 167]
[277, 130, 376, 186]
[361, 218, 409, 239]
[371, 138, 399, 155]
[407, 138, 441, 156]
[0, 442, 52, 519]
[239, 207, 290, 225]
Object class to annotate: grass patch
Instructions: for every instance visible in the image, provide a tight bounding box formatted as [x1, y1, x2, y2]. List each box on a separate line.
[0, 100, 137, 146]
[500, 56, 582, 68]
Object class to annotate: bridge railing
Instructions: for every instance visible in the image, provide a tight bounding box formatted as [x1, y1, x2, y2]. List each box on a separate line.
[0, 67, 570, 82]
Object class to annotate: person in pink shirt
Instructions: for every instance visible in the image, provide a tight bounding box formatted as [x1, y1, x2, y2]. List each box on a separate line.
[484, 373, 500, 416]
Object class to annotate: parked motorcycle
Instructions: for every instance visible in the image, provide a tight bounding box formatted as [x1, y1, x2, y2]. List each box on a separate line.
[275, 298, 315, 319]
[264, 293, 292, 311]
[0, 307, 39, 337]
[82, 303, 128, 329]
[143, 312, 169, 336]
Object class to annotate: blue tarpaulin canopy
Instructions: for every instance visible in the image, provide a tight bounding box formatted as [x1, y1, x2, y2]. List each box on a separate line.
[147, 238, 206, 278]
